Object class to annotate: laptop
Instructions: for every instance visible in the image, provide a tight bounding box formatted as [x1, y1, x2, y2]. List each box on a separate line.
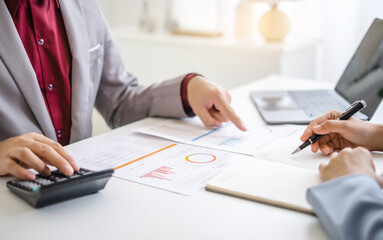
[251, 18, 383, 124]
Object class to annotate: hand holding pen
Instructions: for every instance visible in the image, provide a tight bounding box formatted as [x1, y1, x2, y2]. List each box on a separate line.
[294, 100, 372, 155]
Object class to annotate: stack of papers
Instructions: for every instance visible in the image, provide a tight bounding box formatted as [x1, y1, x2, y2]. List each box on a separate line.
[70, 117, 383, 213]
[70, 132, 247, 195]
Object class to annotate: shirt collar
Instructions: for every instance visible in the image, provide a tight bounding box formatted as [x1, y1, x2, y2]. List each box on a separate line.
[5, 0, 60, 17]
[5, 0, 21, 16]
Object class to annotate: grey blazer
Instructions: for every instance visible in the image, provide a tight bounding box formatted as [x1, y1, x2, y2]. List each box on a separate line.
[0, 0, 189, 144]
[307, 174, 383, 240]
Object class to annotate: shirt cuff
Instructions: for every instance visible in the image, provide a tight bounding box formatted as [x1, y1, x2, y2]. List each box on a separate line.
[181, 73, 202, 117]
[306, 174, 383, 240]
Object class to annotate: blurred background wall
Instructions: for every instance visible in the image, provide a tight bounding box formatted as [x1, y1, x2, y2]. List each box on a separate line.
[96, 0, 383, 83]
[92, 0, 383, 135]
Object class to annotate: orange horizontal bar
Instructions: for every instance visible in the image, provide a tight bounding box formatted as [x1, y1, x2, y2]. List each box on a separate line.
[114, 144, 177, 170]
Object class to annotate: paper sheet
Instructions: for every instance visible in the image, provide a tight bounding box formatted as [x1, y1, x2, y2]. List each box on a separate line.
[135, 118, 298, 156]
[254, 129, 383, 173]
[372, 152, 383, 173]
[254, 133, 329, 170]
[207, 157, 320, 213]
[69, 133, 175, 171]
[69, 133, 243, 195]
[68, 121, 383, 197]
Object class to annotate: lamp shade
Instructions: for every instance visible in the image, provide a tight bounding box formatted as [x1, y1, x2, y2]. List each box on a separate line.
[249, 0, 302, 3]
[258, 5, 289, 41]
[251, 0, 303, 41]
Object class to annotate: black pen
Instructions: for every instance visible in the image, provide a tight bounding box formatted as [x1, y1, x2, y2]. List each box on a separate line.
[291, 100, 367, 155]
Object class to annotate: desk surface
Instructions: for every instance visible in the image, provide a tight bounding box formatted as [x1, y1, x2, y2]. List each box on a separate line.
[0, 75, 333, 240]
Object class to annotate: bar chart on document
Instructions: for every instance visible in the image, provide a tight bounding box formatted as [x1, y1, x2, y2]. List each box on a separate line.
[135, 118, 298, 155]
[69, 133, 247, 195]
[115, 143, 243, 195]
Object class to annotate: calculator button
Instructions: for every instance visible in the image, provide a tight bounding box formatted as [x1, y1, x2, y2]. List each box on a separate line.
[68, 174, 81, 179]
[34, 178, 54, 186]
[52, 170, 66, 177]
[47, 175, 63, 181]
[17, 181, 41, 192]
[55, 178, 67, 182]
[51, 171, 69, 180]
[77, 169, 92, 175]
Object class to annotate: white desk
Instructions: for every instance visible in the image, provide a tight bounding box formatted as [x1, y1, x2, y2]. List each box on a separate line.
[0, 75, 333, 240]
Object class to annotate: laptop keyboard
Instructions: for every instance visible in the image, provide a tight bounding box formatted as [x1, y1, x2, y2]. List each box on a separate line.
[288, 90, 351, 119]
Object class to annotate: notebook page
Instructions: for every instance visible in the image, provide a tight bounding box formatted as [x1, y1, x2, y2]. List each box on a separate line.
[253, 134, 329, 170]
[207, 158, 320, 213]
[254, 133, 383, 173]
[372, 152, 383, 173]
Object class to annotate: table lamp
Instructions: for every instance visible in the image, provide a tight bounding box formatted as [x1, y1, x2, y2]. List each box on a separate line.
[252, 0, 300, 41]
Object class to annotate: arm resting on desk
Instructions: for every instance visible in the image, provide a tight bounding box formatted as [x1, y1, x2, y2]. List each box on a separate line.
[307, 174, 383, 240]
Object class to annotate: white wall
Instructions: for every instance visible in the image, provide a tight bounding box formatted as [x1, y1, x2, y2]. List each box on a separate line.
[97, 0, 383, 83]
[315, 0, 383, 82]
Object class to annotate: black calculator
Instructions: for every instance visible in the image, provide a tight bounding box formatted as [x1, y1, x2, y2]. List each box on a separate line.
[7, 168, 114, 208]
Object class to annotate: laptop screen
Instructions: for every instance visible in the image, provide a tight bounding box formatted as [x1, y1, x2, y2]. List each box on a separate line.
[335, 18, 383, 118]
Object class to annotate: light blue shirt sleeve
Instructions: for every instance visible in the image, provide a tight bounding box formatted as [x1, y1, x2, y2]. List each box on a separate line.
[307, 174, 383, 240]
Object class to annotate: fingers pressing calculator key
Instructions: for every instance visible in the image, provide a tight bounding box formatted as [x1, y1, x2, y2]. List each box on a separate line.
[6, 168, 114, 208]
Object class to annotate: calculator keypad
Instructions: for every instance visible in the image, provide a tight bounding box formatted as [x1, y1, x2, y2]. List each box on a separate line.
[7, 168, 113, 208]
[10, 169, 92, 192]
[33, 178, 54, 186]
[14, 181, 41, 192]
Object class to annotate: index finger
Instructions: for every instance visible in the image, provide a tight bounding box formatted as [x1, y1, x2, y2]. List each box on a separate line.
[300, 110, 342, 141]
[30, 133, 79, 171]
[214, 99, 246, 131]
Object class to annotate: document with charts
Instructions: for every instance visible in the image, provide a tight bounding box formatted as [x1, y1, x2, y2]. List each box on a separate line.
[68, 133, 246, 195]
[135, 118, 298, 156]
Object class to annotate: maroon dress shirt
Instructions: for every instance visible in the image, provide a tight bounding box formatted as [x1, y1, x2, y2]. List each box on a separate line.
[5, 0, 72, 145]
[5, 0, 195, 145]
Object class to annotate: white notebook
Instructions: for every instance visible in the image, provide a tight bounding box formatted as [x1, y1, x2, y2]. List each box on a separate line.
[206, 158, 321, 214]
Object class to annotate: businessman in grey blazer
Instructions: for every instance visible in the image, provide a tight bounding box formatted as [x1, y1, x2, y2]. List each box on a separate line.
[0, 0, 246, 180]
[301, 111, 383, 240]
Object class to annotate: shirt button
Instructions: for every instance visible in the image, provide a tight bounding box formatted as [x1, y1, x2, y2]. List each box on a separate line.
[57, 130, 62, 138]
[47, 83, 53, 91]
[38, 39, 45, 45]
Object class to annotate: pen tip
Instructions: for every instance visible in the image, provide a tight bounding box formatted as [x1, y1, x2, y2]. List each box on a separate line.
[291, 148, 300, 155]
